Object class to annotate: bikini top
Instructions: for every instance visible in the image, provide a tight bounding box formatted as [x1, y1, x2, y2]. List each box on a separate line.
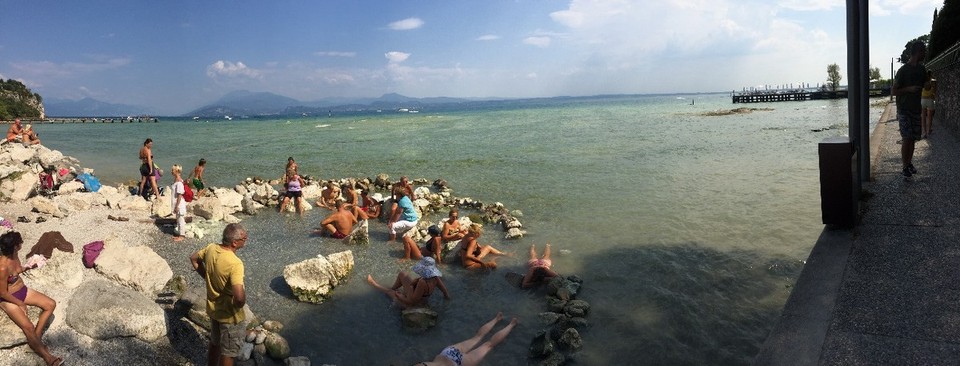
[7, 274, 18, 284]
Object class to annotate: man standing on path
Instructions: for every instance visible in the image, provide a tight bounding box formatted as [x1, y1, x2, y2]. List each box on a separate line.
[892, 41, 927, 178]
[190, 224, 249, 366]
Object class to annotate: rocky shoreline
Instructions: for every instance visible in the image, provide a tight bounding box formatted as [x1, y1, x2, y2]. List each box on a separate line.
[0, 142, 541, 365]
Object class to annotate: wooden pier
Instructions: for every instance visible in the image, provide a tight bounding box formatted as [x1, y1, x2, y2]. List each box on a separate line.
[0, 117, 158, 124]
[732, 88, 890, 103]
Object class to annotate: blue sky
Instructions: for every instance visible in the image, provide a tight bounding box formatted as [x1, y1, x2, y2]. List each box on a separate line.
[0, 0, 941, 115]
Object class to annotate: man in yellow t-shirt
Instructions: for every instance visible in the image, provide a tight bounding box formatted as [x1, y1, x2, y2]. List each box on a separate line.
[190, 223, 249, 366]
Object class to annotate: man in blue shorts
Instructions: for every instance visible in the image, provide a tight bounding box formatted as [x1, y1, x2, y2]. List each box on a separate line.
[892, 41, 927, 178]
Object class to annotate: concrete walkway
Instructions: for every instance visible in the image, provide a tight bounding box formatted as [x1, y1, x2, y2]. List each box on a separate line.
[755, 104, 960, 365]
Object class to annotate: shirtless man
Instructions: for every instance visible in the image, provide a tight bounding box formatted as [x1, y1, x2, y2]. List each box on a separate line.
[317, 200, 357, 239]
[316, 182, 341, 210]
[4, 119, 23, 144]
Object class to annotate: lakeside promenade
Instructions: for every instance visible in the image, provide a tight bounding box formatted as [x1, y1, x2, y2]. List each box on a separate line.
[756, 103, 960, 365]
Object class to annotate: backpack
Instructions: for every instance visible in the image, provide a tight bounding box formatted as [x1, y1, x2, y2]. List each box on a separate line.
[182, 181, 194, 202]
[82, 241, 105, 268]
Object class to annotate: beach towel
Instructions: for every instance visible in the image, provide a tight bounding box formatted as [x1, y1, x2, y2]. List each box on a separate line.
[26, 231, 75, 259]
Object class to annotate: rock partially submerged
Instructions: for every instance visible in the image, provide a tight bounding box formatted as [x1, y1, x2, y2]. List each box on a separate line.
[283, 250, 355, 304]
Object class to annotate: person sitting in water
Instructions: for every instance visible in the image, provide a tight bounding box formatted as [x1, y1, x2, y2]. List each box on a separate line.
[366, 256, 450, 309]
[187, 158, 207, 197]
[0, 232, 62, 366]
[521, 244, 559, 288]
[21, 124, 40, 145]
[342, 181, 359, 207]
[316, 181, 341, 210]
[355, 190, 383, 220]
[421, 225, 444, 264]
[415, 312, 518, 366]
[459, 223, 507, 270]
[279, 168, 306, 215]
[317, 200, 357, 239]
[441, 208, 466, 243]
[4, 119, 23, 144]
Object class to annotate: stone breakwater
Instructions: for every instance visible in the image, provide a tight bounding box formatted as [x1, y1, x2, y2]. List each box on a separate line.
[0, 141, 552, 365]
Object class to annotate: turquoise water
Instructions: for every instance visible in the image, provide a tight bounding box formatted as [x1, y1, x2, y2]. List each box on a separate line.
[38, 94, 881, 365]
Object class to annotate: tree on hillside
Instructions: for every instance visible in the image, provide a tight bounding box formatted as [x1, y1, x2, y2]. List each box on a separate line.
[826, 64, 842, 91]
[900, 35, 929, 63]
[928, 0, 960, 61]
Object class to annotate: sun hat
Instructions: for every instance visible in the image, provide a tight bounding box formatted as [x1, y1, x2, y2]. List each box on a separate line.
[370, 193, 385, 202]
[412, 257, 442, 278]
[428, 225, 441, 236]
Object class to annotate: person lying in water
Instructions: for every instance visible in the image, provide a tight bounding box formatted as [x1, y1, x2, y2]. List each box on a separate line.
[521, 244, 559, 288]
[415, 312, 518, 366]
[366, 257, 450, 309]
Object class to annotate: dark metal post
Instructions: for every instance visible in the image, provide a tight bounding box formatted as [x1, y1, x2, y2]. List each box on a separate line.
[858, 0, 870, 184]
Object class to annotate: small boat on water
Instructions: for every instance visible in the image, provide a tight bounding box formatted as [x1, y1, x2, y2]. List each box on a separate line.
[224, 115, 233, 121]
[398, 108, 409, 112]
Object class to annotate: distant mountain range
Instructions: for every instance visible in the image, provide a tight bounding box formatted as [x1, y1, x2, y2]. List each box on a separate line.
[184, 90, 485, 118]
[44, 97, 157, 117]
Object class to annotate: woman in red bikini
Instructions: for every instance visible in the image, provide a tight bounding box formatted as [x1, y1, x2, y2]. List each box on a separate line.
[0, 232, 61, 366]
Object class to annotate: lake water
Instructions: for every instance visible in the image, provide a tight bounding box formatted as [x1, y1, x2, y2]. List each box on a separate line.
[37, 93, 883, 365]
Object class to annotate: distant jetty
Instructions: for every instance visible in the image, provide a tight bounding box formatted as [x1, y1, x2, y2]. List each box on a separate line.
[732, 88, 890, 103]
[1, 117, 159, 124]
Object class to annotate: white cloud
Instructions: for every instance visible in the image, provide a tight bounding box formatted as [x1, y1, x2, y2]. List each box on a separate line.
[524, 36, 551, 48]
[206, 60, 262, 79]
[388, 17, 424, 31]
[384, 51, 410, 63]
[476, 35, 500, 41]
[315, 51, 356, 57]
[778, 0, 843, 11]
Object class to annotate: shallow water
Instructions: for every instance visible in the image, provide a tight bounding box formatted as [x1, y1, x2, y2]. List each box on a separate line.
[38, 94, 883, 365]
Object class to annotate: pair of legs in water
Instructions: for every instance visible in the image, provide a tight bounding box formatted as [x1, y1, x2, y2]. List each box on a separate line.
[419, 312, 518, 366]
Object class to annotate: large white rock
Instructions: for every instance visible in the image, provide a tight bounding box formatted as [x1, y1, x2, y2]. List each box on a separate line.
[57, 180, 84, 194]
[38, 149, 64, 167]
[280, 198, 313, 213]
[29, 196, 65, 217]
[25, 249, 85, 290]
[213, 188, 244, 213]
[53, 194, 92, 213]
[414, 186, 431, 200]
[95, 238, 173, 295]
[116, 195, 151, 211]
[300, 183, 322, 200]
[152, 192, 173, 218]
[0, 170, 37, 201]
[283, 250, 354, 304]
[242, 195, 264, 214]
[6, 145, 34, 164]
[192, 196, 224, 221]
[65, 279, 167, 342]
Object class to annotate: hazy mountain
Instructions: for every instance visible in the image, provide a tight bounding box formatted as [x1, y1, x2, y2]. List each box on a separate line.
[45, 97, 156, 117]
[183, 91, 474, 117]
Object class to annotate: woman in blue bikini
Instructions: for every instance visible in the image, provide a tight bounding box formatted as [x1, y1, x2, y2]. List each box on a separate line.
[416, 312, 518, 366]
[0, 232, 61, 366]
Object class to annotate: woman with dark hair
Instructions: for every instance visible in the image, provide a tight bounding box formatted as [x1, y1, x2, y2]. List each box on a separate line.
[521, 244, 559, 288]
[0, 232, 61, 366]
[420, 225, 444, 264]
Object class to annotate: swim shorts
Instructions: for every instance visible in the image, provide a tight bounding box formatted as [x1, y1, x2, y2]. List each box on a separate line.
[140, 163, 151, 177]
[287, 191, 302, 198]
[898, 110, 922, 141]
[192, 178, 205, 190]
[921, 98, 935, 110]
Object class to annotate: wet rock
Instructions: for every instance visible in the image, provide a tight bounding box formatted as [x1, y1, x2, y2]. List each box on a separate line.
[558, 328, 583, 351]
[547, 297, 568, 313]
[374, 173, 391, 189]
[529, 330, 556, 358]
[563, 300, 590, 318]
[538, 350, 567, 366]
[262, 320, 284, 333]
[401, 307, 439, 332]
[538, 312, 564, 326]
[285, 356, 311, 366]
[504, 227, 526, 240]
[264, 332, 291, 360]
[283, 250, 354, 304]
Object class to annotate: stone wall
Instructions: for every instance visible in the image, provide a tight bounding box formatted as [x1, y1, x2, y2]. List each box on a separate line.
[930, 43, 959, 134]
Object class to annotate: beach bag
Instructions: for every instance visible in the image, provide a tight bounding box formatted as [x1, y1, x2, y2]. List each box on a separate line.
[75, 172, 102, 193]
[82, 240, 105, 268]
[182, 181, 194, 202]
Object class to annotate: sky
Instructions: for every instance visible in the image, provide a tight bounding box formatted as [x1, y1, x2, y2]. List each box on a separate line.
[0, 0, 942, 115]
